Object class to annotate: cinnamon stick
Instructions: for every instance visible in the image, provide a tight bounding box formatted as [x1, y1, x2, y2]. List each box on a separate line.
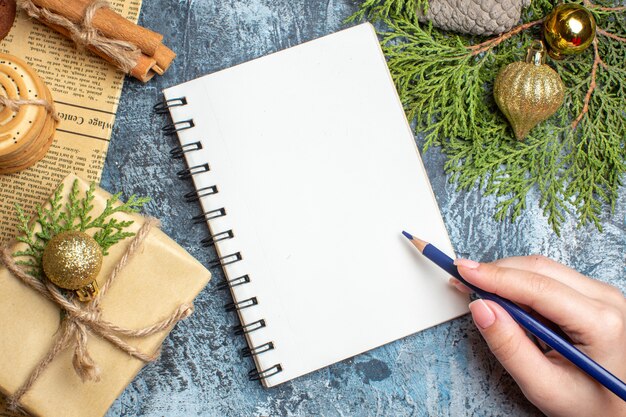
[151, 43, 176, 75]
[26, 0, 175, 75]
[39, 19, 157, 82]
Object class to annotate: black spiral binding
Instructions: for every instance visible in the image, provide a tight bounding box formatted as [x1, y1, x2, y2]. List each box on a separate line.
[170, 142, 202, 159]
[185, 185, 218, 203]
[160, 95, 282, 383]
[177, 163, 209, 180]
[202, 230, 234, 247]
[233, 319, 266, 335]
[248, 365, 283, 381]
[225, 297, 258, 312]
[153, 97, 187, 114]
[209, 252, 242, 267]
[163, 119, 195, 135]
[241, 342, 274, 358]
[215, 274, 250, 290]
[192, 208, 227, 224]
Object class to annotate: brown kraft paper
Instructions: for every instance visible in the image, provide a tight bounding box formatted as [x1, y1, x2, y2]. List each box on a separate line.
[0, 174, 211, 417]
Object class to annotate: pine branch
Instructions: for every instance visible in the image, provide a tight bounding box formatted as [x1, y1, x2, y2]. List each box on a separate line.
[597, 27, 626, 42]
[60, 179, 82, 231]
[584, 0, 626, 12]
[346, 0, 425, 24]
[468, 19, 544, 56]
[11, 180, 149, 278]
[351, 0, 626, 232]
[572, 38, 603, 130]
[79, 182, 96, 231]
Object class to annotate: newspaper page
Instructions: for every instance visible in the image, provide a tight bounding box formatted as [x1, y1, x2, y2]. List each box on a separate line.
[0, 0, 142, 244]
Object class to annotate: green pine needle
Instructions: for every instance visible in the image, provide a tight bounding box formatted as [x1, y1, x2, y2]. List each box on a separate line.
[13, 179, 150, 278]
[350, 0, 626, 234]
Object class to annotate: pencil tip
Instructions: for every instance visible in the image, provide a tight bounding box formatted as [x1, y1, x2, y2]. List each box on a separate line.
[402, 230, 413, 240]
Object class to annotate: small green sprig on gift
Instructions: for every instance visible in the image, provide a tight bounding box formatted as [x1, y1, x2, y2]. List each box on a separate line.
[13, 179, 150, 279]
[350, 0, 626, 234]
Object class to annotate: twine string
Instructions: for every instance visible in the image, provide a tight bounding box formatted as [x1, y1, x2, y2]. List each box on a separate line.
[0, 218, 193, 410]
[17, 0, 140, 73]
[0, 95, 60, 122]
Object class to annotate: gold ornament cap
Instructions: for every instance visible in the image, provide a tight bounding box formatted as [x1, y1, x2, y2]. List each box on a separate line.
[543, 4, 596, 59]
[526, 40, 547, 65]
[42, 231, 103, 301]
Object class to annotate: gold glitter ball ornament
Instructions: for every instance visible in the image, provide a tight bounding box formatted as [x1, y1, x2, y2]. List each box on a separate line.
[543, 4, 596, 59]
[493, 41, 565, 140]
[42, 231, 102, 301]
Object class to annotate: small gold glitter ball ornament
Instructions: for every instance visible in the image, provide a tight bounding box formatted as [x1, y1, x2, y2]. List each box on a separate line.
[494, 41, 565, 140]
[42, 231, 102, 301]
[543, 4, 596, 59]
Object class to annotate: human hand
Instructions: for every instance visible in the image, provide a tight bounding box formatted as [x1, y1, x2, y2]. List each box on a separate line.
[451, 255, 626, 417]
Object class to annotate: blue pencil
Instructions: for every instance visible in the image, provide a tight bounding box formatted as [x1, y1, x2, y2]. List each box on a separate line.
[402, 230, 626, 403]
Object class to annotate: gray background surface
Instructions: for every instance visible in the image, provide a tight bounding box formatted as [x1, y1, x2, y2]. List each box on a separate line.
[101, 1, 626, 415]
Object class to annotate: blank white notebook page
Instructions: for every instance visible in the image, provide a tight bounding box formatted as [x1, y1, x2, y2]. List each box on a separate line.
[164, 22, 469, 387]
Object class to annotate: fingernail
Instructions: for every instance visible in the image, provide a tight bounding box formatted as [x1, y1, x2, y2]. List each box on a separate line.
[469, 299, 496, 329]
[454, 258, 480, 269]
[449, 277, 462, 290]
[448, 277, 470, 294]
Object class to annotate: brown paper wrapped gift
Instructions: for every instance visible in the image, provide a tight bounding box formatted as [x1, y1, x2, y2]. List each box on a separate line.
[0, 174, 211, 417]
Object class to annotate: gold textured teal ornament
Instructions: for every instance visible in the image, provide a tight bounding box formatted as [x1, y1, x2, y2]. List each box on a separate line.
[494, 41, 565, 140]
[42, 231, 102, 302]
[543, 4, 596, 59]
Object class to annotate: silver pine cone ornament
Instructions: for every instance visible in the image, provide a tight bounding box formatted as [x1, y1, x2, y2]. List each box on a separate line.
[419, 0, 531, 35]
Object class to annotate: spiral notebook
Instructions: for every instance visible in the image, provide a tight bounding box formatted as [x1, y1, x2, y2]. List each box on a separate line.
[160, 23, 469, 387]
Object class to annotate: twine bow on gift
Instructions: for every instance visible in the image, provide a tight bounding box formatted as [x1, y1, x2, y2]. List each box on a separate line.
[0, 218, 194, 411]
[17, 0, 141, 73]
[0, 95, 60, 122]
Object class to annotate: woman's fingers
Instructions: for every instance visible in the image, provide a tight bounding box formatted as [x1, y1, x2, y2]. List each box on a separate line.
[452, 256, 626, 417]
[456, 261, 600, 338]
[469, 299, 560, 399]
[449, 277, 472, 294]
[492, 256, 624, 304]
